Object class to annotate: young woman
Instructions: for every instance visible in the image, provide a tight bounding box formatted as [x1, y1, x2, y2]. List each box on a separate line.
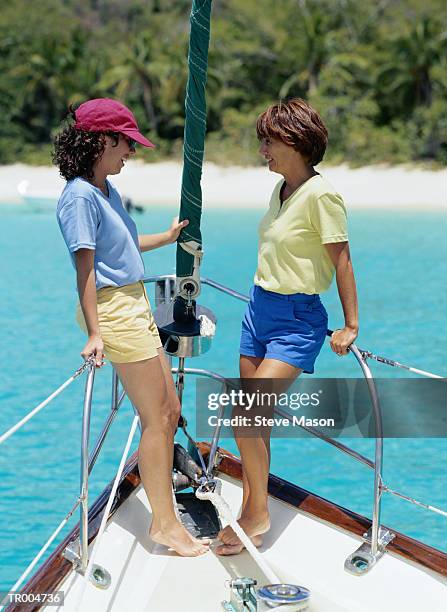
[54, 98, 209, 557]
[217, 98, 359, 555]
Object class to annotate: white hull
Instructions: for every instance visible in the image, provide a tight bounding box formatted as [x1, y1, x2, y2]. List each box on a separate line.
[46, 473, 446, 612]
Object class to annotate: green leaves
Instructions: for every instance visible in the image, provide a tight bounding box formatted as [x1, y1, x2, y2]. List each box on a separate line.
[1, 0, 447, 165]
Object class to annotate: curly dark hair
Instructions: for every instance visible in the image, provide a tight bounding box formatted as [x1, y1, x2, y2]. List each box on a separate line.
[52, 106, 120, 181]
[256, 98, 328, 166]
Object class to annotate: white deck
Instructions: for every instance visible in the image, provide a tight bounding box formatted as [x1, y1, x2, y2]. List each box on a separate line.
[50, 474, 447, 611]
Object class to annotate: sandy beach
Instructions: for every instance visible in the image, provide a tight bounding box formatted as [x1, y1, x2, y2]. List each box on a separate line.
[0, 160, 446, 209]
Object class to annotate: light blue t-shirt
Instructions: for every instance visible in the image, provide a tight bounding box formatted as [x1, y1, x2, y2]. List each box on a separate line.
[56, 177, 145, 289]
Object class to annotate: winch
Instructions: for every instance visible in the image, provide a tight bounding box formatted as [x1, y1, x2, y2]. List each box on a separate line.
[222, 579, 310, 611]
[257, 584, 310, 610]
[153, 280, 216, 358]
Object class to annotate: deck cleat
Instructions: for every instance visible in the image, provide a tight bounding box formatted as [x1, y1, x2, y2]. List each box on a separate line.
[257, 584, 310, 610]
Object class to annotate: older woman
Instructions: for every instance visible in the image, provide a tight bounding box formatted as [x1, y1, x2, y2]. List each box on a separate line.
[54, 98, 209, 557]
[217, 97, 359, 555]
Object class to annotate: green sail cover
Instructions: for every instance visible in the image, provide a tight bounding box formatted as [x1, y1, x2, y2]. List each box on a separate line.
[176, 0, 212, 291]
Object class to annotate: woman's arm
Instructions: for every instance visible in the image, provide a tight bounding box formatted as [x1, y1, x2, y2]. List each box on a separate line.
[75, 249, 104, 367]
[324, 241, 359, 355]
[138, 217, 189, 252]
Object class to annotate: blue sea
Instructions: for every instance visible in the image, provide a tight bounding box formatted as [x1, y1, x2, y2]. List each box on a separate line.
[1, 203, 446, 590]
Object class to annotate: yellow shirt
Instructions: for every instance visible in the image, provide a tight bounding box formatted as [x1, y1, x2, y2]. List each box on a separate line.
[254, 174, 348, 295]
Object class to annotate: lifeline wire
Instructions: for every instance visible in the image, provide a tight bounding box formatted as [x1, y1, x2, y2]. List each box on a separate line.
[3, 500, 80, 602]
[357, 350, 443, 379]
[0, 358, 96, 445]
[326, 329, 442, 379]
[383, 485, 447, 518]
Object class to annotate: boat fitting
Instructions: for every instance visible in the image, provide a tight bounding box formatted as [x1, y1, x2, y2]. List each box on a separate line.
[172, 471, 192, 492]
[89, 564, 111, 589]
[62, 538, 82, 571]
[153, 298, 217, 358]
[257, 584, 310, 609]
[344, 526, 395, 575]
[222, 577, 258, 611]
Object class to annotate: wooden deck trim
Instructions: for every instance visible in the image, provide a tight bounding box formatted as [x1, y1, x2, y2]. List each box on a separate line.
[5, 452, 142, 612]
[8, 443, 447, 611]
[198, 443, 447, 578]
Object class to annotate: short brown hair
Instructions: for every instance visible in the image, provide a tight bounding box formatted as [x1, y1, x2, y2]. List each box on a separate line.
[256, 98, 328, 166]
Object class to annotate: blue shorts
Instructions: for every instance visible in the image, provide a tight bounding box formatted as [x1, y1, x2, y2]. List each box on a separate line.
[240, 285, 328, 373]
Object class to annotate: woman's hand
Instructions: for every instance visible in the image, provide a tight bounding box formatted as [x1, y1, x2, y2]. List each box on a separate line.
[330, 326, 358, 356]
[81, 332, 105, 367]
[138, 218, 190, 252]
[166, 217, 189, 243]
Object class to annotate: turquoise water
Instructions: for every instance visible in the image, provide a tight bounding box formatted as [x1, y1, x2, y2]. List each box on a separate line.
[1, 204, 446, 590]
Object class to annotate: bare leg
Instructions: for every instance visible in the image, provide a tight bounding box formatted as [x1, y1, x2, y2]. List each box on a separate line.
[239, 356, 263, 514]
[217, 357, 301, 555]
[156, 349, 209, 545]
[113, 348, 208, 557]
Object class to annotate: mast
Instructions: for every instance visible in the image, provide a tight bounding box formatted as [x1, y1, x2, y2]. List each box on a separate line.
[175, 0, 212, 307]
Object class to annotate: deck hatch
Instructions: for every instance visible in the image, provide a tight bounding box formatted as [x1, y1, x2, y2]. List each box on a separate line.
[175, 491, 221, 539]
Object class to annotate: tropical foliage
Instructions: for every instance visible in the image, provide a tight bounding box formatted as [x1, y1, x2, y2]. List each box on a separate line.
[1, 0, 447, 166]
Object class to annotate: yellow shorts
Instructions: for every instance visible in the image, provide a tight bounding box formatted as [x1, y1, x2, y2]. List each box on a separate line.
[76, 281, 162, 363]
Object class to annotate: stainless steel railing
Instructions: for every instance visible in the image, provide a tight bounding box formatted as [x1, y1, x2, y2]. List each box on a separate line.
[71, 368, 127, 573]
[79, 363, 95, 573]
[69, 274, 442, 575]
[143, 274, 391, 571]
[5, 273, 443, 589]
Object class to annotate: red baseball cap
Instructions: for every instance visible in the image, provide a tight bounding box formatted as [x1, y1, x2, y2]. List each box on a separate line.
[74, 98, 155, 148]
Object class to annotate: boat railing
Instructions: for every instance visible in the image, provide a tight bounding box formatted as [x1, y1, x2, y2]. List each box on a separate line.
[144, 274, 444, 574]
[1, 275, 445, 594]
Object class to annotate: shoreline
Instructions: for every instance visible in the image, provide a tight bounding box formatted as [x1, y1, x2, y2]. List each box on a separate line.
[0, 161, 446, 209]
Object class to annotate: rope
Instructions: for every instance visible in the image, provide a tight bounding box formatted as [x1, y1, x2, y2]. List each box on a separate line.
[0, 358, 96, 446]
[196, 480, 280, 584]
[75, 415, 139, 611]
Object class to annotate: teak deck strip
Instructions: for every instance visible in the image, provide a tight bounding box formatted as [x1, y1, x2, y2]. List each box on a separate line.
[200, 443, 447, 579]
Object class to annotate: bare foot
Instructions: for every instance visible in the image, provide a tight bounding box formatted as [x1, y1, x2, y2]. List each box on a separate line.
[191, 535, 212, 545]
[215, 533, 263, 556]
[216, 512, 270, 555]
[218, 512, 270, 546]
[150, 521, 210, 557]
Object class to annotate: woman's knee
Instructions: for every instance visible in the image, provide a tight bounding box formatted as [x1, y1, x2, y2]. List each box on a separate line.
[169, 397, 181, 430]
[140, 397, 179, 434]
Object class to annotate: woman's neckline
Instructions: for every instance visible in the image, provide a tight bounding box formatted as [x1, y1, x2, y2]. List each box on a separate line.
[279, 172, 320, 205]
[79, 176, 110, 198]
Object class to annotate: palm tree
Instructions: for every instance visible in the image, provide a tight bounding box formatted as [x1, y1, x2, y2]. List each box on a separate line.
[376, 16, 447, 118]
[97, 25, 188, 137]
[9, 35, 72, 140]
